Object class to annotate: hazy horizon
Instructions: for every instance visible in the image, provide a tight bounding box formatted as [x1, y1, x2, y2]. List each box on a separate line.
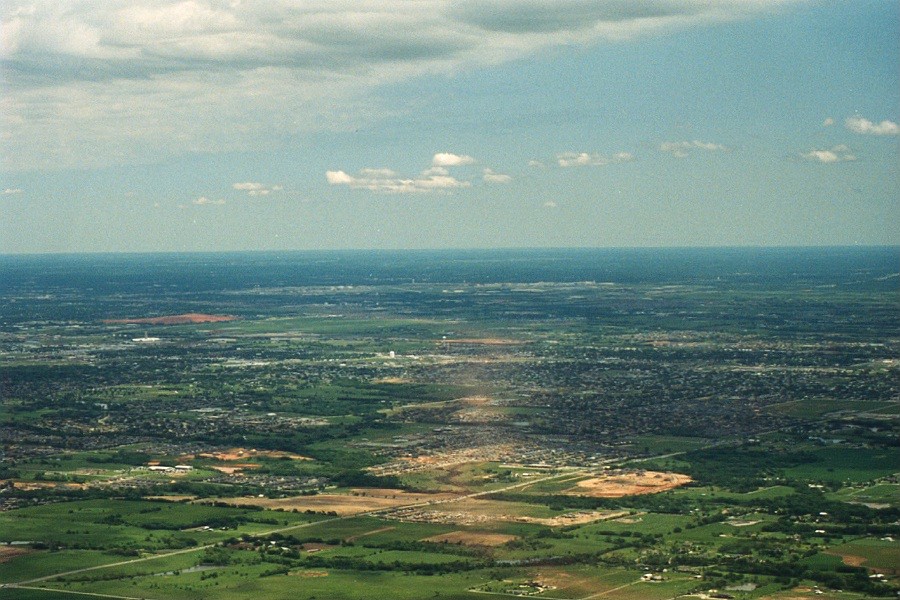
[2, 243, 899, 258]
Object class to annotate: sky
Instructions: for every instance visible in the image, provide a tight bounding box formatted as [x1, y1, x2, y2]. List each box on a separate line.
[1, 0, 897, 253]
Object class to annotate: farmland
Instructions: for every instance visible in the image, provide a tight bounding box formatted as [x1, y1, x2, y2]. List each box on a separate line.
[1, 248, 898, 598]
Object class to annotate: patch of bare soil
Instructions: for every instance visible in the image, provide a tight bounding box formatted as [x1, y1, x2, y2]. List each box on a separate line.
[423, 531, 519, 547]
[291, 570, 329, 577]
[104, 313, 236, 325]
[565, 470, 692, 498]
[825, 551, 867, 567]
[143, 495, 197, 502]
[209, 464, 261, 475]
[0, 546, 31, 563]
[198, 448, 310, 461]
[441, 338, 523, 345]
[204, 489, 455, 516]
[519, 510, 630, 527]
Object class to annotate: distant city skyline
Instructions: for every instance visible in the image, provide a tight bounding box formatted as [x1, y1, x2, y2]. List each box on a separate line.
[1, 0, 897, 253]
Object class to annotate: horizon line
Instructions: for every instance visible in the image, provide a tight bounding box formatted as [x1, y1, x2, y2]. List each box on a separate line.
[2, 244, 898, 258]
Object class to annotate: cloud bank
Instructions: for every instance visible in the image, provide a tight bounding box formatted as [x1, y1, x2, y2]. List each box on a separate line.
[557, 151, 634, 167]
[482, 168, 512, 183]
[233, 182, 283, 196]
[1, 0, 800, 170]
[327, 153, 476, 193]
[844, 116, 899, 136]
[801, 145, 856, 163]
[326, 169, 469, 194]
[193, 196, 225, 205]
[659, 140, 729, 158]
[326, 152, 516, 193]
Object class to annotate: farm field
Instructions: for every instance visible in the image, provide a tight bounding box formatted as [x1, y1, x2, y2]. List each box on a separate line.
[204, 488, 458, 515]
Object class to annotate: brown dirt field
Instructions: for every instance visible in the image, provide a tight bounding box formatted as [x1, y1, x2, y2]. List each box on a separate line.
[302, 543, 336, 552]
[210, 465, 257, 475]
[760, 590, 850, 600]
[204, 489, 455, 515]
[0, 546, 31, 563]
[198, 448, 310, 462]
[520, 510, 630, 527]
[373, 377, 411, 384]
[103, 313, 236, 325]
[529, 569, 598, 597]
[442, 338, 523, 345]
[565, 470, 692, 498]
[291, 570, 329, 578]
[398, 500, 628, 527]
[390, 498, 560, 526]
[424, 531, 518, 547]
[825, 551, 867, 567]
[346, 488, 441, 499]
[143, 495, 197, 502]
[8, 481, 86, 490]
[460, 396, 492, 406]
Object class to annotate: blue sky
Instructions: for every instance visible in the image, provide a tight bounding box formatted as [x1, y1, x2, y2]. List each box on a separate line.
[1, 0, 897, 253]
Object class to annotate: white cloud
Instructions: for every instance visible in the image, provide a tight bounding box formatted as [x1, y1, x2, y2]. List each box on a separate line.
[659, 140, 728, 157]
[232, 181, 281, 196]
[844, 116, 899, 136]
[2, 188, 22, 195]
[359, 168, 399, 178]
[326, 171, 354, 185]
[422, 166, 449, 176]
[432, 152, 476, 167]
[800, 145, 856, 163]
[483, 168, 511, 183]
[528, 160, 546, 168]
[193, 196, 225, 205]
[233, 182, 266, 191]
[556, 151, 634, 167]
[1, 0, 802, 170]
[558, 152, 598, 167]
[326, 159, 471, 193]
[543, 200, 557, 208]
[822, 117, 834, 127]
[321, 153, 480, 192]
